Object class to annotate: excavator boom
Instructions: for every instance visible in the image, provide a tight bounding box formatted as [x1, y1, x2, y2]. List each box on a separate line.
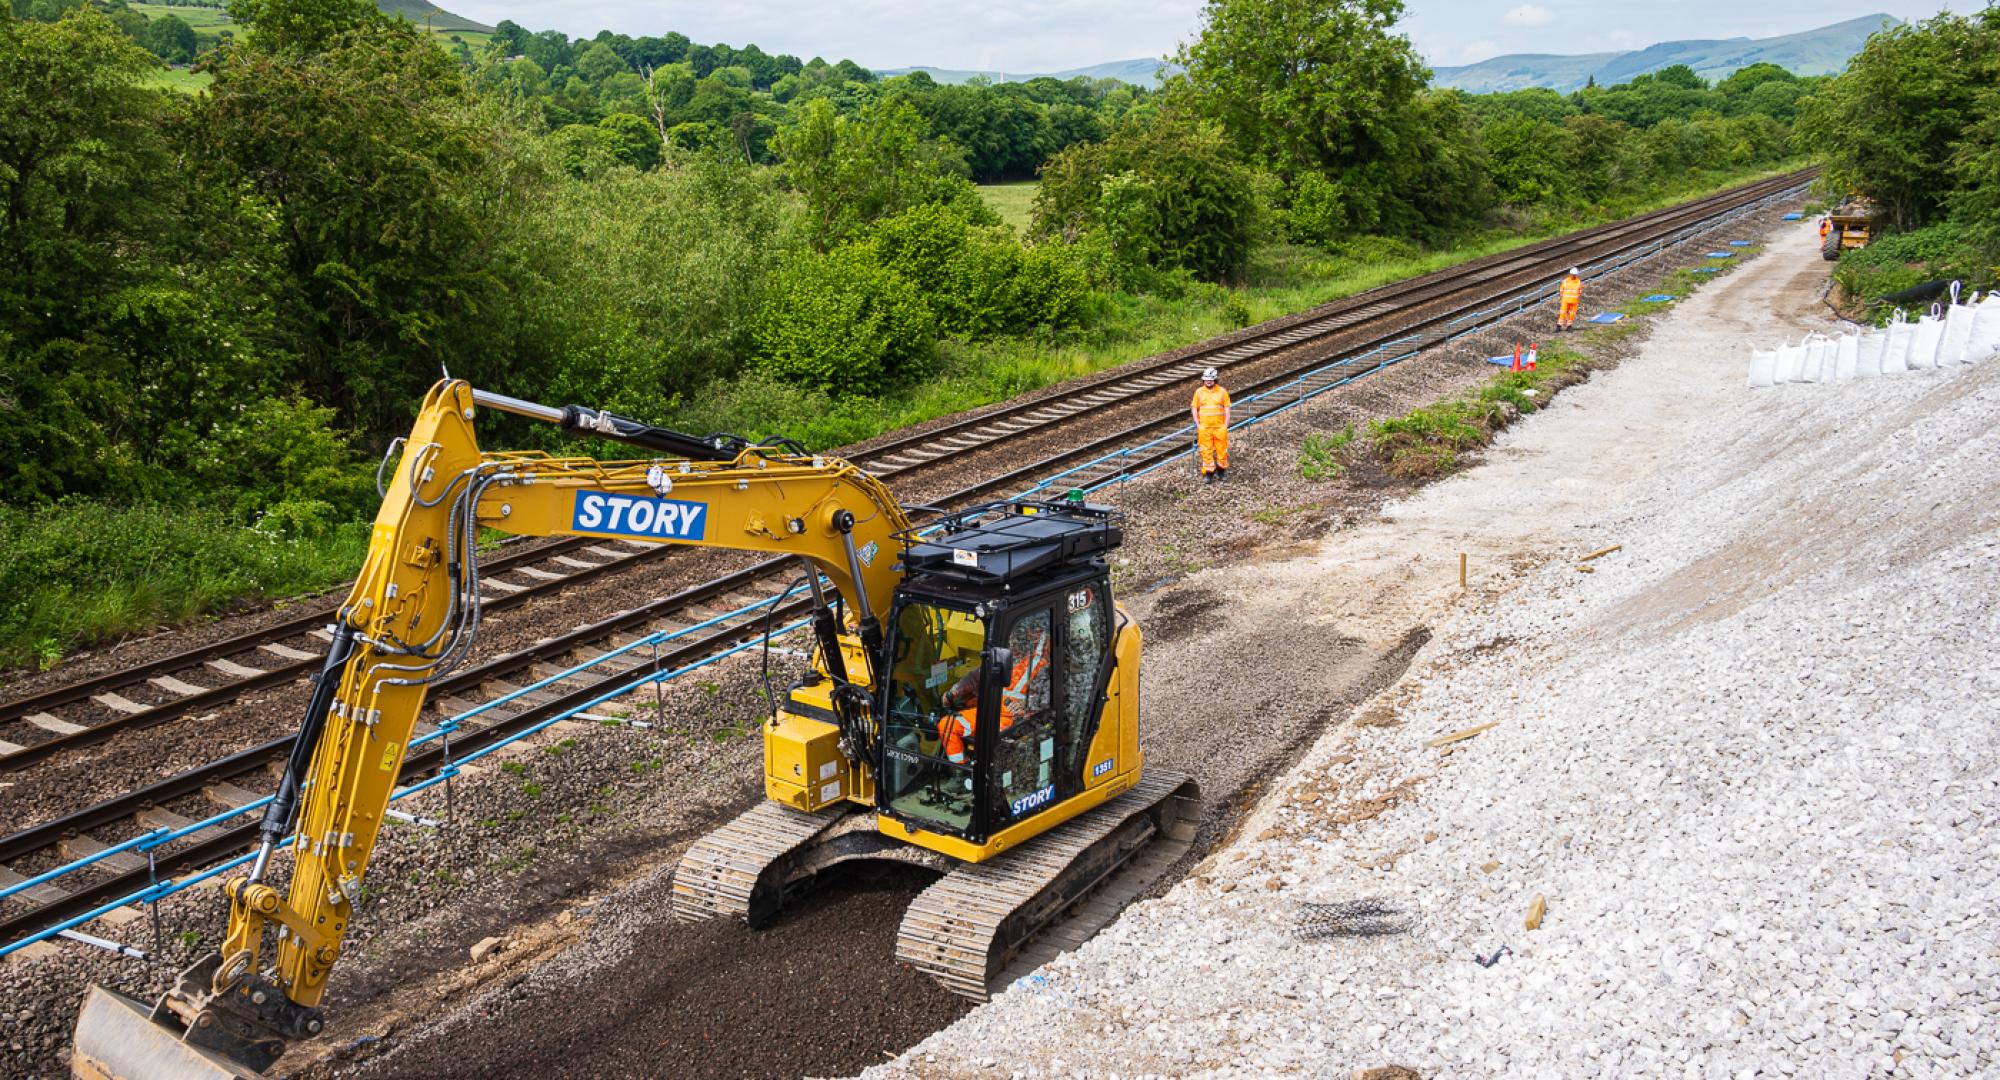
[71, 381, 910, 1077]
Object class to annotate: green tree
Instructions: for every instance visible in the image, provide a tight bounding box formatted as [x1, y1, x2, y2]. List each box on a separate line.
[1946, 11, 2000, 261]
[773, 97, 985, 250]
[506, 160, 791, 417]
[1795, 12, 2000, 230]
[1033, 112, 1256, 283]
[224, 0, 384, 56]
[139, 12, 196, 63]
[599, 111, 661, 169]
[751, 246, 935, 395]
[1482, 114, 1577, 206]
[0, 10, 284, 502]
[199, 21, 533, 436]
[1173, 0, 1430, 182]
[575, 40, 627, 83]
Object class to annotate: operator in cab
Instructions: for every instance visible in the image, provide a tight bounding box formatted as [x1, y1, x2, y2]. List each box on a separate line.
[936, 620, 1051, 765]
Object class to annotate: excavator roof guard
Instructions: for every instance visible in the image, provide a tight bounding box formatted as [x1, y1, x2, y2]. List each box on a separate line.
[897, 499, 1122, 591]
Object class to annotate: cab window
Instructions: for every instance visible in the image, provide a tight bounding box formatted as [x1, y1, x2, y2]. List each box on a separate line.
[989, 608, 1057, 827]
[882, 601, 984, 833]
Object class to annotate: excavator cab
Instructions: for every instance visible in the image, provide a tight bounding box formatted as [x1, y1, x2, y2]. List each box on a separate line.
[877, 500, 1132, 853]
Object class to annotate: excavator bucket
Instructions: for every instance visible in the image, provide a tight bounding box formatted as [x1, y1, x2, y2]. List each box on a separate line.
[70, 985, 262, 1080]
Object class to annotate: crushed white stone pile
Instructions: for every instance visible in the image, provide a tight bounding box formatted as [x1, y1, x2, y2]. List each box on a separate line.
[864, 222, 2000, 1079]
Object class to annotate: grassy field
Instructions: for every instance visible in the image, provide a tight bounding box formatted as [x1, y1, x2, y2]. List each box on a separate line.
[129, 2, 233, 30]
[142, 66, 214, 92]
[128, 2, 493, 52]
[977, 181, 1039, 234]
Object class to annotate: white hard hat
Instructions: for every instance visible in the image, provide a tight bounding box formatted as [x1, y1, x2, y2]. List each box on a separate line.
[1202, 367, 1218, 381]
[1568, 267, 1580, 276]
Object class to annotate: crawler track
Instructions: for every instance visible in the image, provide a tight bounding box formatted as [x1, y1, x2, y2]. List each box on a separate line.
[0, 170, 1810, 950]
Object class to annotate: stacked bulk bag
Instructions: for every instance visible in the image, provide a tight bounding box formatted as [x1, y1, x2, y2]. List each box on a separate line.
[1939, 284, 1978, 366]
[1833, 333, 1859, 380]
[1880, 313, 1915, 374]
[1748, 282, 1997, 388]
[1970, 291, 2000, 363]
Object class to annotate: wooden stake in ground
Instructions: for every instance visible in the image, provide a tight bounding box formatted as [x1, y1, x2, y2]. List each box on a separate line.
[1579, 544, 1623, 562]
[1526, 893, 1547, 930]
[1426, 722, 1497, 748]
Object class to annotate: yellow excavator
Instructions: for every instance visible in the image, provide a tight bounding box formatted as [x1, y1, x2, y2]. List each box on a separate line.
[70, 380, 1197, 1079]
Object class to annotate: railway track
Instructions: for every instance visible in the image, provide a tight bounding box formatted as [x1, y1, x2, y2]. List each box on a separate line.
[0, 168, 1808, 774]
[0, 170, 1809, 950]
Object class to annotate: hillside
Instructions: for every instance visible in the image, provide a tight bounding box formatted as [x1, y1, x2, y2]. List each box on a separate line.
[376, 0, 493, 34]
[1431, 14, 1896, 92]
[880, 57, 1178, 87]
[129, 0, 492, 43]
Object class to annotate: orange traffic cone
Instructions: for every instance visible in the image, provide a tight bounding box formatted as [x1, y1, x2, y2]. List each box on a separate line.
[1527, 343, 1538, 371]
[1511, 343, 1521, 372]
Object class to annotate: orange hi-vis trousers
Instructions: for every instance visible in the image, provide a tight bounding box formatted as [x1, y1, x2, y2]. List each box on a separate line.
[1198, 424, 1229, 473]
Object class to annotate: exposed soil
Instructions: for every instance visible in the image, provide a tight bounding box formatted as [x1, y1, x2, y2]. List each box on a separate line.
[306, 867, 965, 1080]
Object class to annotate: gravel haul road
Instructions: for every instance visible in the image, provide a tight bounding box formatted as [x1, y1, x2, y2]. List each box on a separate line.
[865, 221, 1999, 1078]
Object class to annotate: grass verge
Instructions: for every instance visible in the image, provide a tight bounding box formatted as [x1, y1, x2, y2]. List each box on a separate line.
[0, 503, 370, 672]
[1294, 239, 1755, 484]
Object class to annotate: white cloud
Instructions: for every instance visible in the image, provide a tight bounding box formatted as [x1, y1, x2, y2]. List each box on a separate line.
[1503, 4, 1555, 27]
[1607, 29, 1636, 45]
[1460, 40, 1503, 62]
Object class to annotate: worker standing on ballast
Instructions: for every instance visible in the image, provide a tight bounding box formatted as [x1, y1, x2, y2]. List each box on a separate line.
[1191, 367, 1231, 482]
[1557, 267, 1583, 332]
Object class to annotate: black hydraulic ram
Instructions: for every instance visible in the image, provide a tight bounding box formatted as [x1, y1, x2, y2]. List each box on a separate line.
[251, 621, 357, 881]
[470, 388, 749, 459]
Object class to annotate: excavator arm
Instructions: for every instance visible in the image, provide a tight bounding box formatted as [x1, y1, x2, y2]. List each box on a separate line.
[71, 380, 911, 1078]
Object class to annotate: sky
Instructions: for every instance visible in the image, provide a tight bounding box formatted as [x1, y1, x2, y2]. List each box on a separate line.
[441, 1, 1981, 74]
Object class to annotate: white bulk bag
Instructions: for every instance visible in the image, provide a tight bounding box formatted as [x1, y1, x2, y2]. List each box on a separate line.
[1799, 335, 1828, 382]
[1855, 330, 1886, 379]
[1881, 316, 1915, 374]
[1971, 294, 2000, 363]
[1833, 333, 1859, 381]
[1748, 349, 1777, 388]
[1774, 341, 1805, 383]
[1940, 296, 1977, 366]
[1907, 311, 1945, 370]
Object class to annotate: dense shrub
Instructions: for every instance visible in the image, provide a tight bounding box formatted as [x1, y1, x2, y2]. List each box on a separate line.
[1832, 221, 1990, 303]
[750, 247, 937, 395]
[1034, 113, 1258, 283]
[866, 205, 1091, 340]
[188, 395, 374, 528]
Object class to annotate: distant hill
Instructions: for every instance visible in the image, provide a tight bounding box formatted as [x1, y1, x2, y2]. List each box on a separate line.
[375, 0, 493, 35]
[880, 57, 1179, 88]
[1430, 14, 1897, 93]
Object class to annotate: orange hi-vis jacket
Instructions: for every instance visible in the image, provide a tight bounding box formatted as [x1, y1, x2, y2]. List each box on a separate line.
[1820, 218, 1832, 239]
[937, 638, 1050, 764]
[1559, 275, 1583, 305]
[1192, 384, 1231, 427]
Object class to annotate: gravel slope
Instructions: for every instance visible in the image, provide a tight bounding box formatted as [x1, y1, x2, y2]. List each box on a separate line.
[863, 222, 1999, 1079]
